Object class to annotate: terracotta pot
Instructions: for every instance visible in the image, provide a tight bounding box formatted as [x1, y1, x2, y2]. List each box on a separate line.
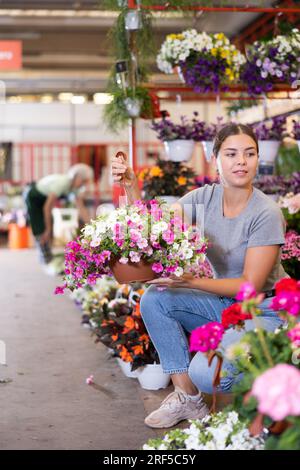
[109, 258, 157, 284]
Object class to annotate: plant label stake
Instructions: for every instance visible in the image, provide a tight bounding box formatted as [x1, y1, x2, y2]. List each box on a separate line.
[116, 151, 128, 206]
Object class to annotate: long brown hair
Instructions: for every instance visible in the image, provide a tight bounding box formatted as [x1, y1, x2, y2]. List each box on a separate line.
[213, 123, 259, 157]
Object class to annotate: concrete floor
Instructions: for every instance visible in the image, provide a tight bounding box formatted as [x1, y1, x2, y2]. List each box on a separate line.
[0, 248, 162, 450]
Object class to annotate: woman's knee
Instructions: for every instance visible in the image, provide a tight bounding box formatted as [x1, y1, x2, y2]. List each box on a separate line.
[140, 286, 164, 319]
[188, 353, 214, 394]
[188, 352, 238, 394]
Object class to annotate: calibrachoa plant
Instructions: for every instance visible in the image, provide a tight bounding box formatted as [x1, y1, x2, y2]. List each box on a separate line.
[253, 172, 300, 196]
[143, 411, 264, 450]
[157, 30, 246, 93]
[150, 112, 216, 142]
[281, 231, 300, 279]
[56, 199, 208, 293]
[292, 120, 300, 140]
[253, 116, 286, 141]
[241, 28, 300, 95]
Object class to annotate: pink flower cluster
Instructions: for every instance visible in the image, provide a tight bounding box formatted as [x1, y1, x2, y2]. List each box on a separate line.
[281, 230, 300, 261]
[55, 239, 112, 294]
[287, 323, 300, 347]
[55, 199, 208, 294]
[236, 282, 257, 301]
[270, 278, 300, 317]
[190, 322, 224, 353]
[251, 364, 300, 421]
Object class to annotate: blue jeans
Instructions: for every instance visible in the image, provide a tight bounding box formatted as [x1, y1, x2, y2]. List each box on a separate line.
[140, 285, 283, 394]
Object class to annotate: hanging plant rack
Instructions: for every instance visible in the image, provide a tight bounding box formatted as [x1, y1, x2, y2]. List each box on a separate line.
[127, 0, 300, 14]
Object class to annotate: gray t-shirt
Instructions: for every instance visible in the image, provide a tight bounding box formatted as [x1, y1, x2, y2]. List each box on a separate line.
[178, 183, 289, 291]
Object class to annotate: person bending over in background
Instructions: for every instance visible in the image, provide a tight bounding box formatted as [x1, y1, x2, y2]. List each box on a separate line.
[25, 163, 94, 274]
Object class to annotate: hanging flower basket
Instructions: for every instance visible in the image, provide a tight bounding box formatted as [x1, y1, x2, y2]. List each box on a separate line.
[164, 139, 195, 162]
[241, 28, 300, 95]
[137, 363, 170, 390]
[258, 141, 281, 163]
[109, 258, 157, 284]
[157, 30, 246, 93]
[56, 198, 208, 294]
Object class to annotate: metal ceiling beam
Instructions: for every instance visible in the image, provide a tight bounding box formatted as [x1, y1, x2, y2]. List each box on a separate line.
[127, 0, 300, 13]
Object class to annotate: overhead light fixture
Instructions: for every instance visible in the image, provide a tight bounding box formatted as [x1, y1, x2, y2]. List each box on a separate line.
[41, 94, 53, 104]
[71, 95, 86, 104]
[8, 96, 22, 103]
[93, 93, 113, 105]
[58, 92, 73, 102]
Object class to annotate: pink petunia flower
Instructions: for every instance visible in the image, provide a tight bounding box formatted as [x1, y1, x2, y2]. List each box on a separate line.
[54, 285, 65, 295]
[287, 323, 300, 347]
[162, 229, 175, 244]
[270, 291, 300, 317]
[151, 262, 164, 274]
[236, 282, 257, 301]
[251, 364, 300, 421]
[129, 251, 141, 263]
[189, 322, 224, 353]
[86, 375, 94, 385]
[129, 229, 142, 243]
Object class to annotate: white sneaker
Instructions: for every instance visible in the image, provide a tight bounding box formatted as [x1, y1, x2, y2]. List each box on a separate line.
[144, 386, 209, 429]
[42, 262, 57, 276]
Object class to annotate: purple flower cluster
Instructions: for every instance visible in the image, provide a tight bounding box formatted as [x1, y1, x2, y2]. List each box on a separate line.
[179, 53, 229, 94]
[253, 172, 300, 196]
[194, 175, 219, 188]
[242, 30, 300, 96]
[253, 116, 286, 140]
[240, 59, 273, 96]
[151, 112, 216, 142]
[282, 231, 300, 262]
[292, 120, 300, 140]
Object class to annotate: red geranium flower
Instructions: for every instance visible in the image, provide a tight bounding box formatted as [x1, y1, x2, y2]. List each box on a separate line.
[275, 278, 299, 295]
[221, 303, 252, 330]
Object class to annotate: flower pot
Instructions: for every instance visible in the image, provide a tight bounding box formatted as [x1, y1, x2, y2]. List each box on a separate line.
[258, 140, 280, 163]
[297, 141, 300, 153]
[109, 258, 157, 284]
[124, 97, 141, 118]
[124, 10, 142, 31]
[164, 140, 195, 162]
[137, 363, 170, 390]
[116, 358, 140, 378]
[175, 65, 185, 83]
[8, 223, 30, 249]
[201, 141, 214, 162]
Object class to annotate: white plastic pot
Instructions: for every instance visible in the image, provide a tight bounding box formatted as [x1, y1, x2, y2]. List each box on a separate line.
[125, 10, 142, 31]
[137, 363, 170, 390]
[201, 141, 214, 162]
[124, 97, 141, 118]
[258, 140, 280, 163]
[161, 196, 179, 206]
[297, 141, 300, 153]
[164, 140, 195, 162]
[116, 358, 140, 379]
